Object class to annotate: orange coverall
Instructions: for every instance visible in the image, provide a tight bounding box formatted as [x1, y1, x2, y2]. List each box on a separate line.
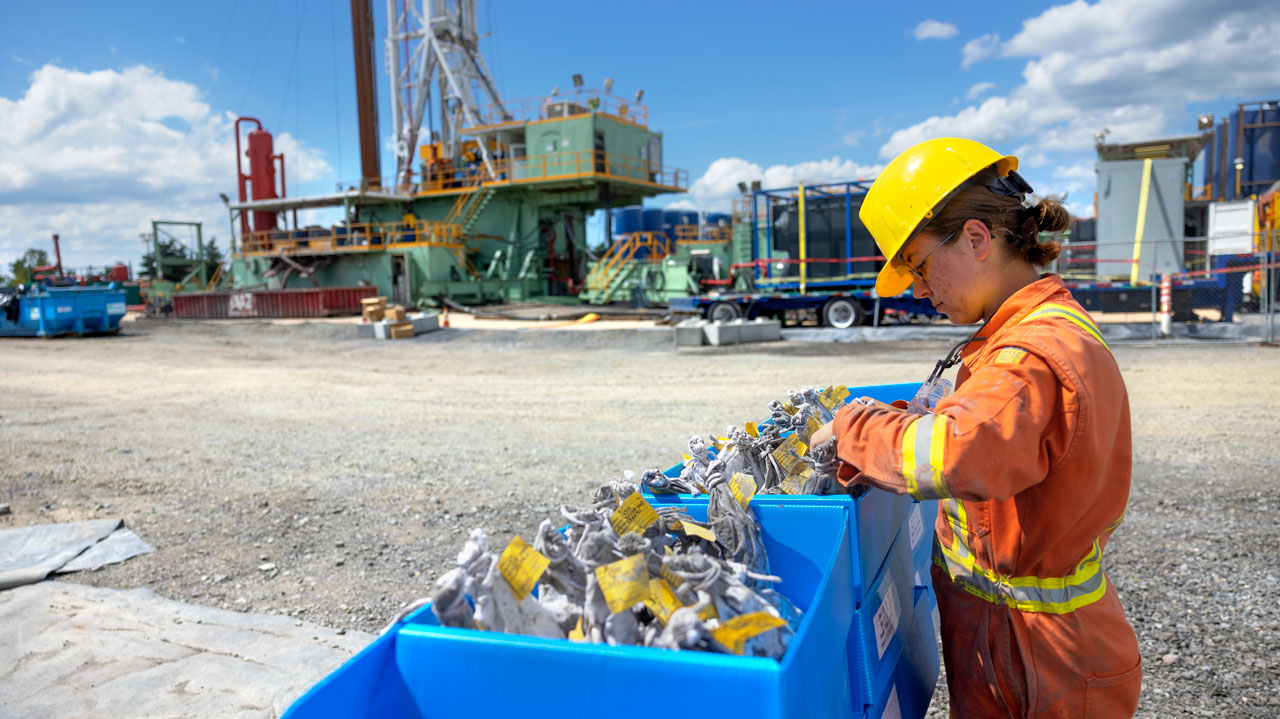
[833, 275, 1142, 718]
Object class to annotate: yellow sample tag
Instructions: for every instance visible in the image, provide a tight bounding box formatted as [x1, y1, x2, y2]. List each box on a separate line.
[496, 535, 550, 600]
[568, 616, 584, 640]
[994, 347, 1029, 365]
[595, 554, 651, 614]
[772, 435, 809, 477]
[745, 421, 760, 438]
[783, 403, 798, 415]
[610, 491, 660, 537]
[681, 452, 693, 462]
[711, 612, 789, 655]
[697, 602, 719, 621]
[679, 520, 718, 542]
[778, 471, 808, 495]
[729, 472, 757, 508]
[803, 416, 823, 441]
[644, 578, 683, 625]
[819, 385, 848, 411]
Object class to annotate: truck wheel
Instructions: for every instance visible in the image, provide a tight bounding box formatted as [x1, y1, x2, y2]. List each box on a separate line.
[707, 301, 741, 323]
[822, 298, 864, 329]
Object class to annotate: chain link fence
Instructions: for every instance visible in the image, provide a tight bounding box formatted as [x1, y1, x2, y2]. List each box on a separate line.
[1049, 235, 1277, 343]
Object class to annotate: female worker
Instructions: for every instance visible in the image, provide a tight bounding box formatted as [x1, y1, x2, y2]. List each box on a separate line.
[811, 138, 1142, 717]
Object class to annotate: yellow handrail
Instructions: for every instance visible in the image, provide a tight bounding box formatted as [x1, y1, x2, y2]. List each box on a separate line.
[587, 231, 672, 292]
[237, 220, 464, 257]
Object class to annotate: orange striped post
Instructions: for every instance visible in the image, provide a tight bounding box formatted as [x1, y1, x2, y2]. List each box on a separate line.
[1159, 274, 1172, 336]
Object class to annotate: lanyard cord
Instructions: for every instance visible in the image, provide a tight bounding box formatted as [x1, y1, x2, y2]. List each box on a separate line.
[926, 334, 987, 386]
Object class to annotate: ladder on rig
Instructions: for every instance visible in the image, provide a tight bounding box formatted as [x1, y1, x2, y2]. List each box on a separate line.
[582, 231, 673, 304]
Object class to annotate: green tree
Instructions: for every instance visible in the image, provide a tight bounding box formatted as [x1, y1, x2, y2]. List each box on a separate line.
[139, 236, 223, 284]
[7, 248, 51, 287]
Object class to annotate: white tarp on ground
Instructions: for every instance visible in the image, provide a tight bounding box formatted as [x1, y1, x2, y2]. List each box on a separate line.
[0, 581, 375, 718]
[0, 518, 155, 590]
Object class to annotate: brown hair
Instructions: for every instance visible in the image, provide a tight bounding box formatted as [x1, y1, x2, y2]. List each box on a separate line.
[926, 169, 1070, 267]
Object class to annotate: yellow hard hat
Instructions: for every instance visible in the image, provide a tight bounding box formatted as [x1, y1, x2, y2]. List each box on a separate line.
[861, 137, 1018, 297]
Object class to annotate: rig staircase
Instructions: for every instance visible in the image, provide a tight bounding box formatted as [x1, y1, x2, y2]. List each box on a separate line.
[582, 231, 672, 304]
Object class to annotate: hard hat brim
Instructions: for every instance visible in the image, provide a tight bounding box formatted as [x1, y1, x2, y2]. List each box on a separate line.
[875, 260, 915, 297]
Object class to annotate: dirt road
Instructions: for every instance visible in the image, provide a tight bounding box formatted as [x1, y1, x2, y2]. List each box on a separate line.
[2, 319, 1277, 717]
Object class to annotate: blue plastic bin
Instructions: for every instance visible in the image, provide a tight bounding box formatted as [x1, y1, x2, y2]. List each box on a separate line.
[284, 502, 857, 719]
[650, 382, 923, 600]
[889, 586, 942, 719]
[847, 518, 918, 712]
[906, 499, 938, 587]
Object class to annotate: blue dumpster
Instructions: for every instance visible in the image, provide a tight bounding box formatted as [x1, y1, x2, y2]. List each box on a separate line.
[0, 284, 127, 337]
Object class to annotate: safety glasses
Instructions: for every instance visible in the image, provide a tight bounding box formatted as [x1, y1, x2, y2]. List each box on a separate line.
[904, 230, 958, 283]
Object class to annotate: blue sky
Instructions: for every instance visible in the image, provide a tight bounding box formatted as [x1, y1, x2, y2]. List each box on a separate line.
[2, 0, 1277, 269]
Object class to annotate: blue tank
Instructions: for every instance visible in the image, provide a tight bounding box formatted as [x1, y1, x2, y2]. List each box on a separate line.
[611, 207, 643, 239]
[641, 208, 665, 234]
[1202, 101, 1280, 202]
[705, 212, 731, 228]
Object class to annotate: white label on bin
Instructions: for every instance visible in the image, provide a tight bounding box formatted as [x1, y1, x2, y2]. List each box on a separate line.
[107, 302, 126, 315]
[29, 307, 40, 320]
[873, 575, 900, 659]
[882, 687, 901, 719]
[909, 504, 924, 551]
[56, 305, 72, 313]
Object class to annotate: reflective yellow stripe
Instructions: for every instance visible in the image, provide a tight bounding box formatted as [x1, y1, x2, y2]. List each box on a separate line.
[900, 414, 951, 500]
[1018, 303, 1110, 352]
[901, 419, 919, 497]
[928, 414, 951, 499]
[933, 508, 1125, 614]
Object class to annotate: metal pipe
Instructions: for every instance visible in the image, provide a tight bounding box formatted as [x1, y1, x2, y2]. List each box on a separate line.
[1237, 103, 1246, 201]
[1130, 158, 1153, 285]
[274, 154, 296, 229]
[1204, 127, 1214, 199]
[1219, 118, 1229, 201]
[844, 185, 853, 277]
[350, 0, 381, 189]
[798, 183, 807, 294]
[234, 117, 262, 236]
[51, 234, 63, 276]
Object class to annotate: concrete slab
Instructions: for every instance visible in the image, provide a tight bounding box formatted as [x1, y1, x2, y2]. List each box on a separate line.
[0, 581, 375, 719]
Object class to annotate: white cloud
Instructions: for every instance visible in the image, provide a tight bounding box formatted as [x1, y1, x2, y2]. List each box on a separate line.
[0, 64, 331, 268]
[965, 82, 996, 100]
[880, 0, 1280, 163]
[913, 20, 958, 40]
[842, 130, 865, 147]
[684, 156, 883, 212]
[961, 34, 1000, 68]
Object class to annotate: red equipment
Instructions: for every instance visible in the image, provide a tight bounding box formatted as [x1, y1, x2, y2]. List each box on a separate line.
[234, 117, 290, 236]
[32, 234, 64, 280]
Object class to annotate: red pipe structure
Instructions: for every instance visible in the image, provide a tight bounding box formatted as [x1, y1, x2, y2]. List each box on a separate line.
[234, 116, 288, 235]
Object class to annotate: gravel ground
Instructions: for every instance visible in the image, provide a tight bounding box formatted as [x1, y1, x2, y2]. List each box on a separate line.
[2, 318, 1277, 718]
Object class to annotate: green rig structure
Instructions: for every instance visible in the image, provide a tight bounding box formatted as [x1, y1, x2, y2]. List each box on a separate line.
[227, 93, 688, 308]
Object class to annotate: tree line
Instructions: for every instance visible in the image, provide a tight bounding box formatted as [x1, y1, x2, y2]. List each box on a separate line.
[3, 238, 223, 287]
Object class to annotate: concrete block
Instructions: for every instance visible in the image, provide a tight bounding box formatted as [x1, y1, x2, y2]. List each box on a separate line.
[674, 319, 706, 347]
[410, 313, 440, 334]
[734, 318, 761, 343]
[703, 320, 740, 346]
[356, 323, 375, 339]
[373, 320, 391, 340]
[755, 318, 782, 342]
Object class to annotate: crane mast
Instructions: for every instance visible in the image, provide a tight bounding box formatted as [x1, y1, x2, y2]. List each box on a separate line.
[385, 0, 508, 188]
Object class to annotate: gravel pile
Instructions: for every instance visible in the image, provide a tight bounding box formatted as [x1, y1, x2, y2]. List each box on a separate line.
[2, 320, 1277, 717]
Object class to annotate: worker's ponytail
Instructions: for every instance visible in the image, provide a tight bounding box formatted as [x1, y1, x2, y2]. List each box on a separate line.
[927, 168, 1067, 267]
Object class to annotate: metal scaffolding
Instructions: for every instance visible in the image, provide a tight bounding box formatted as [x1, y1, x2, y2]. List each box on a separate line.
[385, 0, 508, 187]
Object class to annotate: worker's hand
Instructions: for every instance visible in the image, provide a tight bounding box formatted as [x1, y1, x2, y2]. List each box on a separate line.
[809, 419, 836, 447]
[850, 396, 908, 412]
